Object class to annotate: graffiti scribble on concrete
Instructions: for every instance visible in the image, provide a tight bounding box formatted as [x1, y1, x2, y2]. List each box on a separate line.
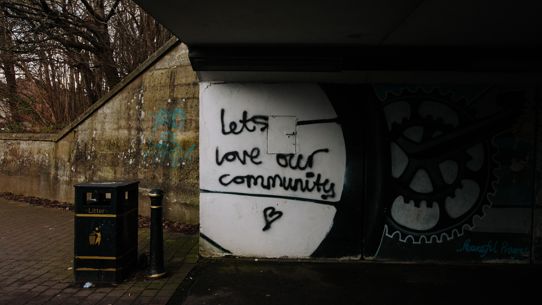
[152, 108, 187, 132]
[143, 108, 195, 167]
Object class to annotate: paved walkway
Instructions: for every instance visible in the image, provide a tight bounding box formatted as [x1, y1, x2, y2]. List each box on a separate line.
[0, 198, 198, 305]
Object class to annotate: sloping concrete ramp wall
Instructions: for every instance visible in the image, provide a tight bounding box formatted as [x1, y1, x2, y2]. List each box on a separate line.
[0, 39, 200, 224]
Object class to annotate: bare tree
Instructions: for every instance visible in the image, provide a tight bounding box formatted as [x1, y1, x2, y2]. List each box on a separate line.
[0, 0, 172, 132]
[0, 8, 19, 123]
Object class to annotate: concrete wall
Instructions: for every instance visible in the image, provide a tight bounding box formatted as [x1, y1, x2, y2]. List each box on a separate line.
[200, 82, 541, 262]
[199, 83, 346, 257]
[0, 135, 58, 200]
[0, 40, 200, 224]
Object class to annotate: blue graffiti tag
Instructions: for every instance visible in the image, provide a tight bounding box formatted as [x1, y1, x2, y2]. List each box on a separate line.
[143, 108, 195, 167]
[500, 242, 530, 259]
[152, 108, 187, 133]
[456, 239, 529, 259]
[456, 239, 498, 258]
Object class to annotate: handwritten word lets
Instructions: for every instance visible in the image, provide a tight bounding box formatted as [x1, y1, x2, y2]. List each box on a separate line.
[221, 109, 268, 135]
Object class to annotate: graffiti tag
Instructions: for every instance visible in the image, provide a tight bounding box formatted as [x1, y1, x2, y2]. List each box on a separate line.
[262, 207, 283, 231]
[143, 108, 196, 167]
[456, 239, 529, 259]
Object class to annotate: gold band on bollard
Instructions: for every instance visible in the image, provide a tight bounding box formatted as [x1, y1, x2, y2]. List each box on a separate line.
[147, 272, 167, 279]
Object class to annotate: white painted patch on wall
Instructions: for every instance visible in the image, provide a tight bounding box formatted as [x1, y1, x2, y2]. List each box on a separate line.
[200, 83, 347, 258]
[267, 116, 297, 154]
[201, 193, 336, 258]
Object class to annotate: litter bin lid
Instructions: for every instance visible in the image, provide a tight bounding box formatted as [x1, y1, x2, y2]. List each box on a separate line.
[74, 181, 139, 188]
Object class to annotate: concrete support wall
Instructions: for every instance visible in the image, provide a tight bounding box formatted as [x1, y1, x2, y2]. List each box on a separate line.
[200, 82, 541, 262]
[0, 40, 200, 224]
[0, 136, 58, 199]
[199, 83, 346, 257]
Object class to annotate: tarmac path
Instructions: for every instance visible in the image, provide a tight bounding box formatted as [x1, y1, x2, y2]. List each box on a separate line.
[172, 256, 541, 305]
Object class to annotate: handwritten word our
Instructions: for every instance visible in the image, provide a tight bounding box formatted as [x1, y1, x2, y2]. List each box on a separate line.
[276, 149, 329, 170]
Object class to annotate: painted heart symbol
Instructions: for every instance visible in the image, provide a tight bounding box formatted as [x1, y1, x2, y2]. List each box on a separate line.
[262, 207, 283, 231]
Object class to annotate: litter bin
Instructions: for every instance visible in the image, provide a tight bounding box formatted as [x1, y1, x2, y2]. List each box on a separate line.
[73, 181, 139, 283]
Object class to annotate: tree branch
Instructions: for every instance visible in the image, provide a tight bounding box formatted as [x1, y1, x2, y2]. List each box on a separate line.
[105, 0, 121, 22]
[79, 0, 101, 21]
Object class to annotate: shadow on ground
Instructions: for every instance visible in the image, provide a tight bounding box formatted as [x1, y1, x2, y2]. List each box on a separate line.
[169, 258, 541, 305]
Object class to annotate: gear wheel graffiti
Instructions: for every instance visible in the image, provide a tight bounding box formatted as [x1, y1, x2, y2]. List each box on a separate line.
[381, 88, 499, 244]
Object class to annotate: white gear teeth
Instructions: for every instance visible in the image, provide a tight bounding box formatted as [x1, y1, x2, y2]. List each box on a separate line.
[381, 88, 500, 245]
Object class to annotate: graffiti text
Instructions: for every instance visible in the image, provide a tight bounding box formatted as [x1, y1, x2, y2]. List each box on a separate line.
[221, 108, 268, 135]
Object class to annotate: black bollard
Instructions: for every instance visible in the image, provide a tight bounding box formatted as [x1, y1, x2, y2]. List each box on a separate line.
[147, 189, 166, 279]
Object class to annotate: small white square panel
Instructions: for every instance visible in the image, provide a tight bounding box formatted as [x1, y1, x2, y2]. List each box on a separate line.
[267, 116, 297, 154]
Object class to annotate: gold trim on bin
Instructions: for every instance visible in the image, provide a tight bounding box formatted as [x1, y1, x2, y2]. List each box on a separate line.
[75, 256, 117, 260]
[76, 214, 117, 218]
[74, 247, 137, 261]
[75, 267, 119, 272]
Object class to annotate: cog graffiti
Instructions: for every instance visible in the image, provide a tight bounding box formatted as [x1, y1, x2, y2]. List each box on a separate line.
[381, 88, 498, 244]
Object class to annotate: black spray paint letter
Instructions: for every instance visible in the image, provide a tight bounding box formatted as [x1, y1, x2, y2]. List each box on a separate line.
[221, 109, 268, 135]
[276, 148, 329, 170]
[215, 147, 262, 165]
[262, 207, 283, 231]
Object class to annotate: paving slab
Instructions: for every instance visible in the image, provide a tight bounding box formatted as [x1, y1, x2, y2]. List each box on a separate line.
[0, 198, 198, 305]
